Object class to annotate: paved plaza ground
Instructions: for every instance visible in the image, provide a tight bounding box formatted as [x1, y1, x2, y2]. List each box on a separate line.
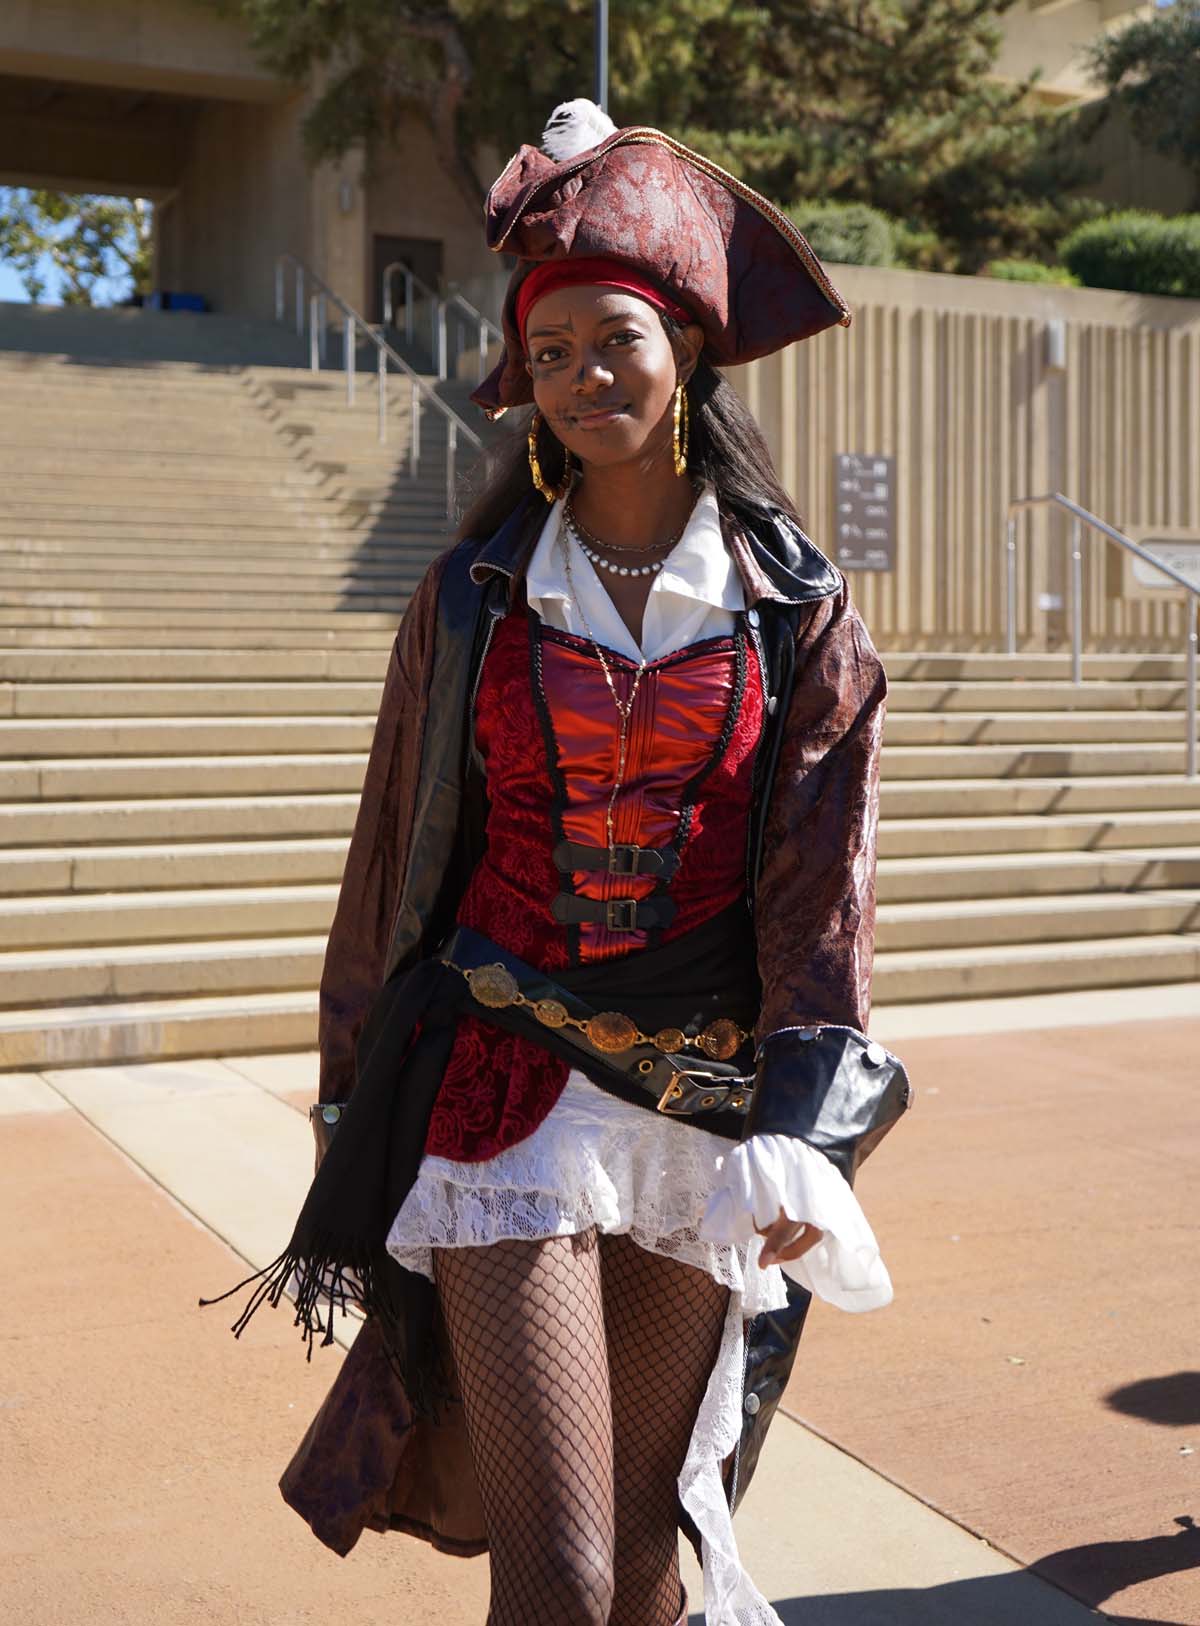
[3, 984, 1197, 1625]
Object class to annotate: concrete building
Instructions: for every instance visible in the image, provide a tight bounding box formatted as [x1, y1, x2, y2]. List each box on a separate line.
[0, 0, 500, 326]
[0, 0, 1185, 329]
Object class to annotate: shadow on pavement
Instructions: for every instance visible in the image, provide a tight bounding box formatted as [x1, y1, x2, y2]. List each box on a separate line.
[1104, 1371, 1200, 1428]
[688, 1516, 1200, 1626]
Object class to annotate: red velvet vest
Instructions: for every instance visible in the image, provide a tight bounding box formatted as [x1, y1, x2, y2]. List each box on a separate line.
[423, 609, 764, 1161]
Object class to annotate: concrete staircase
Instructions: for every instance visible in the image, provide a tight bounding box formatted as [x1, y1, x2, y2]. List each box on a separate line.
[0, 335, 458, 1069]
[875, 655, 1200, 1002]
[1, 332, 1197, 1067]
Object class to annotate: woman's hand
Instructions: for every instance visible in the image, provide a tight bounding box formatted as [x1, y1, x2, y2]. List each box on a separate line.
[756, 1206, 823, 1267]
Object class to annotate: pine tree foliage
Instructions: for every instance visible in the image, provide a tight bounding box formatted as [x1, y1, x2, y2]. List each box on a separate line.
[208, 0, 1099, 270]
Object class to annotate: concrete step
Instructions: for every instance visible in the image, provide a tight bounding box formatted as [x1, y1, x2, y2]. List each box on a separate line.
[880, 743, 1195, 781]
[884, 711, 1199, 745]
[0, 882, 338, 951]
[886, 680, 1192, 713]
[0, 626, 397, 649]
[0, 933, 327, 1008]
[0, 793, 358, 846]
[1, 467, 331, 494]
[876, 847, 1200, 903]
[2, 837, 348, 896]
[883, 652, 1193, 679]
[0, 606, 403, 630]
[874, 932, 1200, 1002]
[0, 554, 440, 586]
[880, 775, 1200, 818]
[0, 588, 414, 614]
[2, 680, 381, 718]
[0, 753, 367, 799]
[0, 649, 391, 681]
[0, 531, 449, 561]
[0, 989, 317, 1070]
[0, 306, 311, 365]
[0, 517, 439, 546]
[878, 808, 1200, 857]
[875, 889, 1200, 952]
[24, 711, 1190, 761]
[0, 478, 447, 509]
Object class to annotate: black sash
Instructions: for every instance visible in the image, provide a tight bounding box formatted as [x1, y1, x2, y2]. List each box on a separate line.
[201, 899, 762, 1414]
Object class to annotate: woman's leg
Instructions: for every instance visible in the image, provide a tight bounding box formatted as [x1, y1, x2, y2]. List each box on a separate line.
[599, 1230, 730, 1626]
[433, 1229, 616, 1626]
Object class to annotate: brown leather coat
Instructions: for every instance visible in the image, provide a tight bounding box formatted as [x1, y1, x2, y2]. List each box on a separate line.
[278, 494, 903, 1558]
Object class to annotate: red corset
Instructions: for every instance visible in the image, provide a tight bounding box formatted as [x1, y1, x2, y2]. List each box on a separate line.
[423, 609, 764, 1161]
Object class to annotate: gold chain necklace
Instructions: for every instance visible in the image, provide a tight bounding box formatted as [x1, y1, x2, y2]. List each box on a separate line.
[559, 528, 647, 854]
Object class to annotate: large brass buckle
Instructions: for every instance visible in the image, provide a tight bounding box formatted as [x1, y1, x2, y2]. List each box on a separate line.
[605, 897, 639, 930]
[608, 844, 643, 876]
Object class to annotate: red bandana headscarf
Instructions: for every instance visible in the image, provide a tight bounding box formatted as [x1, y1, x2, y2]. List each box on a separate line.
[516, 255, 695, 347]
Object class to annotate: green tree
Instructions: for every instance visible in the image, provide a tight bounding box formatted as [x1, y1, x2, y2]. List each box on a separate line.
[210, 0, 1097, 271]
[1085, 0, 1200, 207]
[0, 190, 152, 305]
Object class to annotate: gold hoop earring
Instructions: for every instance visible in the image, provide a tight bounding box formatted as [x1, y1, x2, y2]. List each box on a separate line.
[672, 383, 690, 477]
[528, 411, 570, 502]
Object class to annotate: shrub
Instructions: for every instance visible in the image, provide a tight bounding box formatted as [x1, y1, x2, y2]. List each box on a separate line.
[1059, 211, 1200, 299]
[784, 200, 897, 267]
[984, 258, 1080, 286]
[890, 221, 950, 273]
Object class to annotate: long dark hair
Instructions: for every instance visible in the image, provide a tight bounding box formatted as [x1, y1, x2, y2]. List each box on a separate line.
[455, 314, 802, 542]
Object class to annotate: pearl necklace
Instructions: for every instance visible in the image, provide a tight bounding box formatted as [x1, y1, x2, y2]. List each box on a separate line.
[562, 498, 686, 578]
[576, 538, 663, 578]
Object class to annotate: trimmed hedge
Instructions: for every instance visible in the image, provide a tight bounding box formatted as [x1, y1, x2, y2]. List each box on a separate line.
[784, 200, 896, 267]
[1059, 212, 1200, 299]
[985, 258, 1079, 287]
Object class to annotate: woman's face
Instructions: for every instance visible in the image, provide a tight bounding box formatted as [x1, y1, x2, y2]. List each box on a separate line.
[524, 285, 702, 472]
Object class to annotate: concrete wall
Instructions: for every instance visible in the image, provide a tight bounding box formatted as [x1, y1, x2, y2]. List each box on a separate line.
[365, 113, 497, 300]
[159, 94, 315, 323]
[729, 264, 1200, 651]
[0, 0, 278, 99]
[994, 0, 1148, 104]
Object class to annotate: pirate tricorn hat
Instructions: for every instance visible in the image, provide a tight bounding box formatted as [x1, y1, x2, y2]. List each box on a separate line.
[471, 99, 851, 418]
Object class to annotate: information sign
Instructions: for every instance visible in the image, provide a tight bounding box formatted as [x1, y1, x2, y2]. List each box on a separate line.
[833, 454, 896, 571]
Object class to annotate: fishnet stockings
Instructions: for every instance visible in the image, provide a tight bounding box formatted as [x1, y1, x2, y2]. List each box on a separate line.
[433, 1227, 729, 1626]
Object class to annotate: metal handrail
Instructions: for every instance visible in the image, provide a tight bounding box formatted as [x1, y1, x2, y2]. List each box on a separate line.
[1004, 492, 1198, 778]
[273, 253, 483, 518]
[381, 261, 502, 383]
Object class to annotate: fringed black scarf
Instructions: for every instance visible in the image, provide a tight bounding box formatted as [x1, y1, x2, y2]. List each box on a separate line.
[199, 956, 464, 1415]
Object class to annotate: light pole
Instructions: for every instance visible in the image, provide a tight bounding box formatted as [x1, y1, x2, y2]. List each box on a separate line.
[595, 0, 609, 111]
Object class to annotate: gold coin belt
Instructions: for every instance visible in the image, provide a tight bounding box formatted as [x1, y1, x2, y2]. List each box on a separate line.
[445, 959, 747, 1062]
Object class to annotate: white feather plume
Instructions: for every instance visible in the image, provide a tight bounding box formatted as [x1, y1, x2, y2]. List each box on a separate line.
[541, 99, 617, 162]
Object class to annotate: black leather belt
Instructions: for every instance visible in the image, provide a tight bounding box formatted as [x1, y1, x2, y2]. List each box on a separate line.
[551, 893, 677, 931]
[553, 840, 680, 880]
[437, 924, 754, 1125]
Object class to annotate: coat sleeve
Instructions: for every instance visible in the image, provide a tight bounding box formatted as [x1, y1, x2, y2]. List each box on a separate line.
[754, 574, 885, 1037]
[744, 575, 909, 1184]
[316, 554, 448, 1108]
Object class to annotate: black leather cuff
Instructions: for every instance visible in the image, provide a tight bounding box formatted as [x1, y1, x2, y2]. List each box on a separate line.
[745, 1024, 912, 1185]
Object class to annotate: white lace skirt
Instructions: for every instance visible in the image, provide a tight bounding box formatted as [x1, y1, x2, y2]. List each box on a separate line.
[387, 1067, 795, 1625]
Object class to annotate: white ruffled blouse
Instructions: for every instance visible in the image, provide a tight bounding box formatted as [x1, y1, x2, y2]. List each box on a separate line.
[386, 486, 891, 1625]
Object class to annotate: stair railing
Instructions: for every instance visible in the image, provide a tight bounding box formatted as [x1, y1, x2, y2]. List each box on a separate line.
[381, 261, 503, 383]
[273, 253, 483, 519]
[1004, 492, 1198, 778]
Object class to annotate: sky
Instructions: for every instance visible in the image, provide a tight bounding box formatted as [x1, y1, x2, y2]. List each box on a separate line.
[0, 253, 130, 307]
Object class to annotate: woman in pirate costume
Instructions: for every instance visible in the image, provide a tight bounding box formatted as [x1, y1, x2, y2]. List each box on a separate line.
[205, 101, 910, 1626]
